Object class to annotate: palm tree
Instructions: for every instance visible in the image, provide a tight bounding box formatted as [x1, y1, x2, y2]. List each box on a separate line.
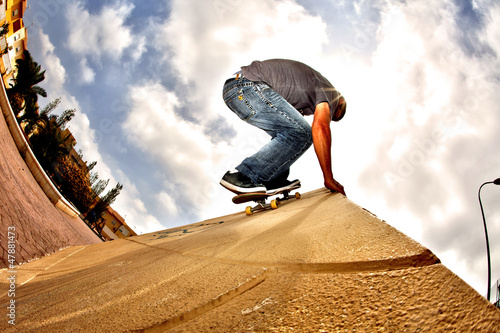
[7, 50, 47, 118]
[23, 98, 58, 136]
[29, 115, 73, 172]
[19, 97, 40, 136]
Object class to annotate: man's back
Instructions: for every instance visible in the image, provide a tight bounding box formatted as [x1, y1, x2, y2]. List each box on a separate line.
[241, 59, 342, 119]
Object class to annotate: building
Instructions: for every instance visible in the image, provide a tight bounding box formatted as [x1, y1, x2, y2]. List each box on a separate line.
[99, 206, 137, 241]
[0, 1, 8, 80]
[1, 0, 28, 86]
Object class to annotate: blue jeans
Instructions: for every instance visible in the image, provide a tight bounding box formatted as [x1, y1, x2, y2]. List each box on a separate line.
[223, 77, 313, 184]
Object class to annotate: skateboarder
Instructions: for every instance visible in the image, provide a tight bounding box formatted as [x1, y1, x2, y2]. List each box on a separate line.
[220, 59, 347, 196]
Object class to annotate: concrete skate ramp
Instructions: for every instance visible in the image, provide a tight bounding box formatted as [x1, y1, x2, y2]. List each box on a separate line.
[1, 189, 499, 332]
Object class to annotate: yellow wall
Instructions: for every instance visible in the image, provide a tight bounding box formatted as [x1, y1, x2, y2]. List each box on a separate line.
[101, 207, 137, 240]
[3, 0, 28, 85]
[6, 0, 26, 36]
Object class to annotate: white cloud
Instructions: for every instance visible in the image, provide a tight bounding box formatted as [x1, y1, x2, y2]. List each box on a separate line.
[35, 30, 67, 93]
[110, 170, 164, 234]
[156, 191, 179, 217]
[481, 3, 500, 65]
[122, 82, 232, 218]
[156, 0, 328, 123]
[353, 0, 500, 294]
[79, 58, 95, 84]
[65, 0, 142, 61]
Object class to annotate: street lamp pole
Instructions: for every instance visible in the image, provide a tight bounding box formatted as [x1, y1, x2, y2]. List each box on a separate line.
[478, 178, 500, 301]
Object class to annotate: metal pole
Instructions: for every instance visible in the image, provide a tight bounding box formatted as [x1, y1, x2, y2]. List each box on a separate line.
[478, 181, 493, 301]
[478, 178, 500, 302]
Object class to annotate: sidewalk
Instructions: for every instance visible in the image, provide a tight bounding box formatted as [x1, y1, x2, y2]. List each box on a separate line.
[1, 189, 498, 332]
[0, 99, 101, 268]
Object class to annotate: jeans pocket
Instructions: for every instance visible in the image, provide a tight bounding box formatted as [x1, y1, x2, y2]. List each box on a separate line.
[224, 88, 256, 121]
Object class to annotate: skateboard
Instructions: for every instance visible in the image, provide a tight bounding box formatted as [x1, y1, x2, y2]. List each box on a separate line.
[232, 184, 301, 215]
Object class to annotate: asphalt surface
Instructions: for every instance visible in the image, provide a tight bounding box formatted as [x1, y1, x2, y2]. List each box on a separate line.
[1, 189, 499, 332]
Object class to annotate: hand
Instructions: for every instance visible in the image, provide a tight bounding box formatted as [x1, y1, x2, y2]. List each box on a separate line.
[325, 178, 346, 196]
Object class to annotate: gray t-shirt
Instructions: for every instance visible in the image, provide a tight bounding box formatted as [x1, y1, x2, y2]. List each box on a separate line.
[241, 59, 341, 119]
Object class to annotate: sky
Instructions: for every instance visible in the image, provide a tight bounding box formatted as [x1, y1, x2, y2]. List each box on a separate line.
[23, 0, 499, 298]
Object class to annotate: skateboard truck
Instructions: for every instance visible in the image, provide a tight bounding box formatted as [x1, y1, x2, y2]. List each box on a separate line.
[232, 185, 301, 215]
[245, 190, 301, 215]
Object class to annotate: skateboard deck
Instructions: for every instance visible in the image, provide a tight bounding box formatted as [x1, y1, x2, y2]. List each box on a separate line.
[232, 184, 301, 215]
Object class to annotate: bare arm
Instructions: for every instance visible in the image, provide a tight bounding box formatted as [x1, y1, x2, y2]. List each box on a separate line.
[311, 102, 346, 195]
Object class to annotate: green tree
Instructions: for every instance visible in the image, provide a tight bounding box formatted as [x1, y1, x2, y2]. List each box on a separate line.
[28, 98, 75, 171]
[7, 50, 47, 118]
[87, 161, 97, 171]
[19, 97, 40, 136]
[29, 116, 73, 171]
[92, 178, 110, 200]
[87, 161, 108, 199]
[88, 182, 124, 219]
[56, 159, 94, 213]
[23, 97, 58, 136]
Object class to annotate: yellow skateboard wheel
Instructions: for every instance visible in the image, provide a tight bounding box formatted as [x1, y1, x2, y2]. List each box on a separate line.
[295, 192, 301, 199]
[245, 206, 253, 215]
[270, 199, 279, 209]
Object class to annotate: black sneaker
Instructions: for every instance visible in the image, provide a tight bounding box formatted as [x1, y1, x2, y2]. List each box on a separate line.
[220, 171, 267, 194]
[264, 178, 301, 194]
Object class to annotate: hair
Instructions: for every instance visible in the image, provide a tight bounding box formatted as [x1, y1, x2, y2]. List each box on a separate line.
[333, 95, 346, 121]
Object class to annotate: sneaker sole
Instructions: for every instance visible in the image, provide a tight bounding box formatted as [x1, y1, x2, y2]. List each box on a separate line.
[220, 179, 267, 194]
[266, 179, 301, 194]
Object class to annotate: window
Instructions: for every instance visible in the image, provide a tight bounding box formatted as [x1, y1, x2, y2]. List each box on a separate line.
[12, 20, 21, 33]
[119, 226, 129, 237]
